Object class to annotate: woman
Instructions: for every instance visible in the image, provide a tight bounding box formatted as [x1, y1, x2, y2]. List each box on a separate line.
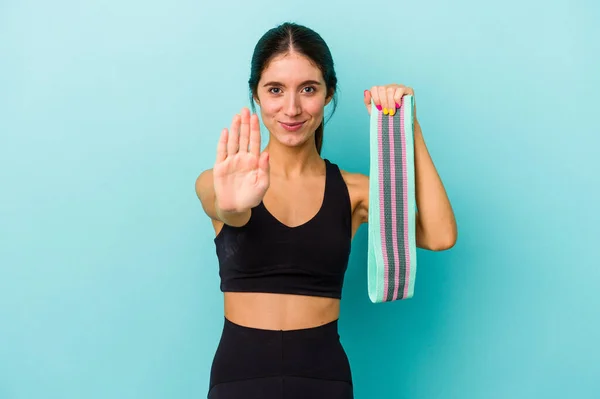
[196, 22, 457, 399]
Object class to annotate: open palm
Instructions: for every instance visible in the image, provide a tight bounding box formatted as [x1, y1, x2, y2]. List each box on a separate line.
[213, 107, 270, 213]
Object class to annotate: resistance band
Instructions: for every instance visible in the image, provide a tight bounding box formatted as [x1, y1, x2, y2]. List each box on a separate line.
[367, 95, 417, 303]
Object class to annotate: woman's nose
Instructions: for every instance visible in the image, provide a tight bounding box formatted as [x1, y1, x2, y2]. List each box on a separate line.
[284, 94, 301, 116]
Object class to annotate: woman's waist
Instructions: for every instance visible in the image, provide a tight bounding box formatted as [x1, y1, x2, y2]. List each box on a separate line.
[210, 306, 352, 390]
[223, 291, 340, 331]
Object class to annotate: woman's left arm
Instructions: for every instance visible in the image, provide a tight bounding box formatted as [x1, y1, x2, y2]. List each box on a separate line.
[364, 84, 457, 251]
[412, 117, 457, 250]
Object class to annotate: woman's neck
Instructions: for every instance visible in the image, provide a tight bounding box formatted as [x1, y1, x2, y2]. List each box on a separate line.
[264, 139, 323, 178]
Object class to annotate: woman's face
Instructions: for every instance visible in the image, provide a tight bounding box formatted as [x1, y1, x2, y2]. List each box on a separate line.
[255, 52, 331, 150]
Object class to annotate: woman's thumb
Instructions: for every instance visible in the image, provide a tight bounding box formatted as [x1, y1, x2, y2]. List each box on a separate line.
[363, 90, 372, 115]
[258, 151, 270, 174]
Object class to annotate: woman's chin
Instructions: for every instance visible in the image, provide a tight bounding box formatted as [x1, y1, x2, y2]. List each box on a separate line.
[273, 132, 312, 149]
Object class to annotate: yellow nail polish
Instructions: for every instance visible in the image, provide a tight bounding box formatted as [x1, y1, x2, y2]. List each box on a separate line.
[383, 108, 388, 115]
[389, 109, 395, 116]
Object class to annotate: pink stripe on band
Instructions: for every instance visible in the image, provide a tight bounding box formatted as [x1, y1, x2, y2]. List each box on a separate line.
[388, 114, 401, 301]
[400, 99, 411, 299]
[377, 110, 389, 297]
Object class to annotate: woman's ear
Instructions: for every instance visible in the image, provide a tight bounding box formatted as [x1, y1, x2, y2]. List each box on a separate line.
[325, 89, 334, 106]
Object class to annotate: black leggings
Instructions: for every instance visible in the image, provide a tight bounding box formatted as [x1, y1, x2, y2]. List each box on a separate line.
[207, 317, 353, 398]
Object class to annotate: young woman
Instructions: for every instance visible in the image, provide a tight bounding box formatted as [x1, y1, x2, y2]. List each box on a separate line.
[196, 22, 457, 399]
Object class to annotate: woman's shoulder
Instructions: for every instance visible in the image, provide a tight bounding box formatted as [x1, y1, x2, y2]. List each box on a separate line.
[339, 168, 369, 188]
[332, 163, 369, 216]
[336, 167, 369, 222]
[324, 158, 369, 188]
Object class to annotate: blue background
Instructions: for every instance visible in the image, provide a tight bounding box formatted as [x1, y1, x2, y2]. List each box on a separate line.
[1, 0, 599, 398]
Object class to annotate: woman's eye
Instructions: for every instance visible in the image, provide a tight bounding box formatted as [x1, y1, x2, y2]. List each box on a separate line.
[268, 86, 315, 94]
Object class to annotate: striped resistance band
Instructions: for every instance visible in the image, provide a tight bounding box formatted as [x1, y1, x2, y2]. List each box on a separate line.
[367, 95, 417, 303]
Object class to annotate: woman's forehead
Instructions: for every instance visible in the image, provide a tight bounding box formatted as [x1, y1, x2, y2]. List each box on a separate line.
[260, 53, 324, 84]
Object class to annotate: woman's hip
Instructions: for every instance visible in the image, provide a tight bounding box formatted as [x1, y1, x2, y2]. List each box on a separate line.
[208, 317, 353, 397]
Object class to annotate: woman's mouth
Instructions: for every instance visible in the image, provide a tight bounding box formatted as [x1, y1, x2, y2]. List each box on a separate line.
[279, 121, 305, 132]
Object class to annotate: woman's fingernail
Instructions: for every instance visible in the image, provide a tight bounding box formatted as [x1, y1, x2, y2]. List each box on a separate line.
[389, 109, 395, 116]
[395, 102, 401, 109]
[364, 90, 369, 97]
[376, 104, 382, 111]
[383, 108, 388, 115]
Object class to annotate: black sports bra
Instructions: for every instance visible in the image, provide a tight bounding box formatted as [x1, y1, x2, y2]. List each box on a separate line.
[213, 159, 352, 299]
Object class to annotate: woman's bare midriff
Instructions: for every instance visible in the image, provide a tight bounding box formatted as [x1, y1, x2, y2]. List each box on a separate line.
[224, 292, 341, 330]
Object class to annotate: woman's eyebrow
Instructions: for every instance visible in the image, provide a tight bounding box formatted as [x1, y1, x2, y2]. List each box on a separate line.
[262, 80, 322, 87]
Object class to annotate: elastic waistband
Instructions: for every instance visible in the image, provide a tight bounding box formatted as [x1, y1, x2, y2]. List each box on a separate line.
[223, 317, 339, 339]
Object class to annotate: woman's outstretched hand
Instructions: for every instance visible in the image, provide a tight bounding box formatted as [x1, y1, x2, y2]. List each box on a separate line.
[213, 107, 270, 213]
